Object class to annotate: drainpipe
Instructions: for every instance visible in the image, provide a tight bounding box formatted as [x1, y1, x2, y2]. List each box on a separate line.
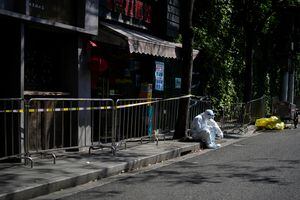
[288, 18, 295, 104]
[288, 61, 294, 104]
[282, 71, 289, 102]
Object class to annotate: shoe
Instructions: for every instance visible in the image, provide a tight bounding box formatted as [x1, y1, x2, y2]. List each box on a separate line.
[207, 144, 217, 149]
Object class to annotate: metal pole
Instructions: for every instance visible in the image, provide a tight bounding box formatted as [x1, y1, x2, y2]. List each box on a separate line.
[288, 68, 295, 104]
[282, 71, 289, 102]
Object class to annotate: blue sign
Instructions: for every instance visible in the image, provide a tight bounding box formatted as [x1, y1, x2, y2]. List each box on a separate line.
[155, 61, 164, 91]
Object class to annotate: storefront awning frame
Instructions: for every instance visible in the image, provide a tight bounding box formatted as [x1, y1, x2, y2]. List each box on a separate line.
[98, 22, 198, 59]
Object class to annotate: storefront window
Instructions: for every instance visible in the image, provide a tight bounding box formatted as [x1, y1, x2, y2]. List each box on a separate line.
[0, 0, 25, 13]
[29, 0, 84, 27]
[24, 27, 76, 94]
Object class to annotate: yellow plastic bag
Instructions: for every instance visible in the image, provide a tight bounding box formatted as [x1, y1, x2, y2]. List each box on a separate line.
[255, 116, 285, 130]
[275, 122, 285, 130]
[255, 118, 271, 127]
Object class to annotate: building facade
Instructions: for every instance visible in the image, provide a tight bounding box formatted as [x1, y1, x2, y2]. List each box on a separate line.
[0, 0, 192, 161]
[0, 0, 99, 99]
[90, 0, 184, 99]
[0, 0, 99, 160]
[0, 0, 185, 100]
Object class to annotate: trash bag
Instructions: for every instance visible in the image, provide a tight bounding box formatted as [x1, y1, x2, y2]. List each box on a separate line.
[255, 118, 271, 127]
[255, 116, 285, 130]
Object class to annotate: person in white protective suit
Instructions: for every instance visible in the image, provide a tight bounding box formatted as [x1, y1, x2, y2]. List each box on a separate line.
[190, 109, 223, 149]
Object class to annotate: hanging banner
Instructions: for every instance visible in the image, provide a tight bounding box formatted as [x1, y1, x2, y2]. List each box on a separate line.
[155, 61, 164, 91]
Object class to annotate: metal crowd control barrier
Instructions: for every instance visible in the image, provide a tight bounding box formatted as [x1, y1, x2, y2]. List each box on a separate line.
[220, 96, 266, 134]
[0, 95, 217, 167]
[0, 98, 27, 162]
[220, 102, 245, 133]
[114, 98, 160, 148]
[188, 96, 212, 128]
[245, 96, 266, 123]
[155, 97, 180, 136]
[114, 95, 212, 149]
[114, 96, 194, 148]
[25, 98, 115, 164]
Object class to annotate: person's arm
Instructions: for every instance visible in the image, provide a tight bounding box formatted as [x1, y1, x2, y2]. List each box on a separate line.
[192, 116, 204, 132]
[196, 117, 203, 131]
[209, 119, 224, 139]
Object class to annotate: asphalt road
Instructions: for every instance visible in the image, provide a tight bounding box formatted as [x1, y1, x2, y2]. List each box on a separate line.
[35, 129, 300, 200]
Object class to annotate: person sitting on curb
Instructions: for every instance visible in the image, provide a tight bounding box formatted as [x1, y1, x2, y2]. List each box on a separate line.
[190, 109, 223, 149]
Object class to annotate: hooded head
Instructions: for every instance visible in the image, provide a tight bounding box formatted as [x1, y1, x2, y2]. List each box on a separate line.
[204, 109, 215, 120]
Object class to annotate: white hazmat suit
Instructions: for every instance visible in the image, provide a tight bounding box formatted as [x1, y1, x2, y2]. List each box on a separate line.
[190, 109, 223, 149]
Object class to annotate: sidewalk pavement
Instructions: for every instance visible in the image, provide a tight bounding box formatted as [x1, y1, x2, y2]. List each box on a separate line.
[0, 126, 257, 200]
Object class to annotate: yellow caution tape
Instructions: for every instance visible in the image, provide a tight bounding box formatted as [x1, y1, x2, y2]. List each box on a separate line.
[8, 106, 113, 113]
[0, 107, 108, 113]
[116, 100, 158, 109]
[0, 109, 24, 113]
[0, 95, 197, 113]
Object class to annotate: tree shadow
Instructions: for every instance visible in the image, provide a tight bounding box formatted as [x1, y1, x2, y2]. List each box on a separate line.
[64, 190, 122, 200]
[111, 157, 299, 187]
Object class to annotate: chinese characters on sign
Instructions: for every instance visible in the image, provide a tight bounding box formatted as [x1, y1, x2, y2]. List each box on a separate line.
[135, 0, 143, 19]
[155, 61, 164, 91]
[105, 0, 152, 23]
[29, 0, 45, 10]
[125, 0, 134, 17]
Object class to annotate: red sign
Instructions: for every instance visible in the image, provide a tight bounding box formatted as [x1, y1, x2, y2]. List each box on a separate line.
[144, 3, 152, 23]
[105, 0, 152, 24]
[135, 0, 143, 20]
[125, 0, 134, 17]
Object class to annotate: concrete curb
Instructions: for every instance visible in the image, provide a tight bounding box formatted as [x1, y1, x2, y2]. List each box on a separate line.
[0, 142, 201, 200]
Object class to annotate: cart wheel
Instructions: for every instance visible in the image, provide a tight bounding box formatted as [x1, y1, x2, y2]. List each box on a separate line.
[294, 113, 298, 129]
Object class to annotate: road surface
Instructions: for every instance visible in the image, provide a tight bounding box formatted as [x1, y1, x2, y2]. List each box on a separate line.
[34, 129, 300, 200]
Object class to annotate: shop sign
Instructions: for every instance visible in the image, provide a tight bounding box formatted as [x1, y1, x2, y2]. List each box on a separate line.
[105, 0, 152, 24]
[125, 0, 134, 17]
[155, 61, 164, 91]
[29, 0, 45, 10]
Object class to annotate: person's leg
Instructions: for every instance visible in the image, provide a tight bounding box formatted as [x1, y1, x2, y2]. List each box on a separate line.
[198, 129, 211, 145]
[203, 128, 220, 149]
[210, 127, 216, 144]
[191, 130, 203, 141]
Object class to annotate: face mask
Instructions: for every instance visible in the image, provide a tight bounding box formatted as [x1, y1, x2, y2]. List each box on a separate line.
[205, 111, 214, 119]
[207, 114, 214, 119]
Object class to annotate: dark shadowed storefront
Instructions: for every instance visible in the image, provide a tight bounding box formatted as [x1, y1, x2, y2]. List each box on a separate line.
[0, 0, 99, 160]
[89, 0, 192, 99]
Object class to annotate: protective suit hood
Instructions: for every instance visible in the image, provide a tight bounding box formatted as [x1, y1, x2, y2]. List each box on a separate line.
[203, 109, 215, 120]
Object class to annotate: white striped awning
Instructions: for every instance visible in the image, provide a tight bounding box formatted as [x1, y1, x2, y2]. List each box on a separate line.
[98, 22, 198, 59]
